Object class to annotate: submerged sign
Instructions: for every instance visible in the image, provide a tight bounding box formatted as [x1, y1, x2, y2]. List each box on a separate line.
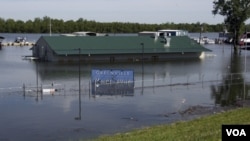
[91, 69, 134, 83]
[91, 69, 134, 95]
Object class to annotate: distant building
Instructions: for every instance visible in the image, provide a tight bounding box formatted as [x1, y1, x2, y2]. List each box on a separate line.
[32, 33, 210, 62]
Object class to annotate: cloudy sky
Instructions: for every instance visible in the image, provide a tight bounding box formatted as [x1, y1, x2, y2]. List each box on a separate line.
[1, 0, 225, 24]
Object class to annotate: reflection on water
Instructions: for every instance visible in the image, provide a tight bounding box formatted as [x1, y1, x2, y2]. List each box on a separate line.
[0, 33, 250, 141]
[211, 52, 249, 106]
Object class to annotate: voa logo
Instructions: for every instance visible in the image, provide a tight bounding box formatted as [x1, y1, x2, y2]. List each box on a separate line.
[226, 129, 246, 136]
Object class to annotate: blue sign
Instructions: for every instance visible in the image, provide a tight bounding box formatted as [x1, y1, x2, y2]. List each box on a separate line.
[91, 69, 134, 95]
[91, 69, 134, 84]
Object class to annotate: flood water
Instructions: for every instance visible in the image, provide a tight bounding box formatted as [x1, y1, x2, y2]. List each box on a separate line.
[0, 33, 250, 141]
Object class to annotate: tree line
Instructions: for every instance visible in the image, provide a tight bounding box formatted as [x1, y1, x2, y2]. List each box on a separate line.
[0, 16, 249, 34]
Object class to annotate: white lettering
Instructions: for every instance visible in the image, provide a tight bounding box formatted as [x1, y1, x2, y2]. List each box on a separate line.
[226, 129, 232, 136]
[232, 129, 239, 136]
[226, 129, 246, 136]
[240, 129, 247, 136]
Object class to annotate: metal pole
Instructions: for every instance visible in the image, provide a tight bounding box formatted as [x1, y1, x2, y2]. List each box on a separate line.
[79, 48, 81, 97]
[244, 28, 247, 105]
[49, 18, 52, 36]
[36, 61, 39, 102]
[141, 43, 144, 95]
[199, 25, 203, 44]
[142, 43, 144, 74]
[36, 62, 38, 92]
[75, 48, 82, 120]
[141, 43, 144, 63]
[78, 48, 81, 120]
[244, 28, 247, 73]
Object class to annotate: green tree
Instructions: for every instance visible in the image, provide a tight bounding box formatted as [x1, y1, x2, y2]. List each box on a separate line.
[0, 18, 5, 32]
[5, 19, 16, 33]
[15, 20, 25, 33]
[41, 16, 51, 33]
[0, 16, 227, 33]
[33, 17, 43, 33]
[25, 20, 35, 33]
[212, 0, 250, 52]
[52, 19, 65, 33]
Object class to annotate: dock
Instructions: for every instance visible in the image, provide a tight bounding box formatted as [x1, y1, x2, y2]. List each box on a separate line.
[1, 42, 35, 47]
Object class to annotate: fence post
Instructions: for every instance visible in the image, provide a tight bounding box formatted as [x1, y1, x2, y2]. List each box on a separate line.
[170, 76, 173, 91]
[201, 74, 204, 88]
[41, 84, 43, 100]
[23, 83, 26, 97]
[89, 80, 91, 98]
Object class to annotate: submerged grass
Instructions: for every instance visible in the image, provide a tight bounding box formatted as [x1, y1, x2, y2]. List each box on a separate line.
[91, 107, 250, 141]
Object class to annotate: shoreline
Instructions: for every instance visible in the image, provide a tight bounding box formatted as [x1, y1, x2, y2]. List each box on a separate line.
[92, 106, 250, 141]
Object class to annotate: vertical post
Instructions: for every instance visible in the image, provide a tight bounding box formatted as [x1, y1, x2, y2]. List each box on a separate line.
[36, 62, 38, 92]
[170, 76, 172, 91]
[41, 84, 43, 100]
[223, 25, 226, 53]
[202, 74, 204, 88]
[49, 18, 52, 36]
[244, 27, 247, 105]
[141, 43, 144, 76]
[140, 43, 144, 95]
[244, 79, 246, 106]
[78, 48, 81, 120]
[217, 73, 219, 83]
[245, 42, 247, 72]
[23, 83, 26, 98]
[89, 80, 91, 99]
[141, 43, 144, 62]
[199, 24, 203, 44]
[64, 84, 66, 96]
[234, 28, 237, 52]
[79, 48, 81, 98]
[36, 61, 39, 102]
[94, 80, 96, 97]
[75, 48, 82, 120]
[244, 27, 247, 73]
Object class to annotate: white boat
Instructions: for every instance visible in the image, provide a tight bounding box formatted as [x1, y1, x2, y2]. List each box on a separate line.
[202, 37, 215, 44]
[14, 37, 27, 43]
[192, 36, 215, 44]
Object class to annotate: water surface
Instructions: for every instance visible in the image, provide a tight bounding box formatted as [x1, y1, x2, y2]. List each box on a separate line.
[0, 33, 249, 141]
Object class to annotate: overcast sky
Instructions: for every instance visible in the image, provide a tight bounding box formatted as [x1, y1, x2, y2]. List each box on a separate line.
[1, 0, 226, 24]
